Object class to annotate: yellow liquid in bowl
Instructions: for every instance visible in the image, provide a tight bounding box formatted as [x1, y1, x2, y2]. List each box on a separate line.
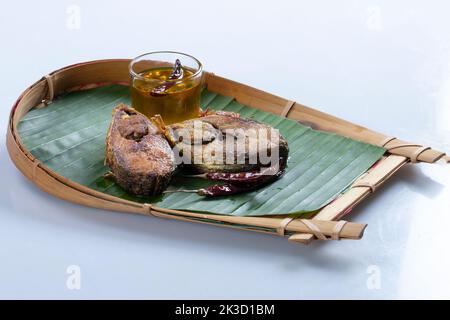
[131, 67, 201, 124]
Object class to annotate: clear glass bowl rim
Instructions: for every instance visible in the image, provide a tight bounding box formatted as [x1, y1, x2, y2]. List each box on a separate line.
[129, 51, 203, 83]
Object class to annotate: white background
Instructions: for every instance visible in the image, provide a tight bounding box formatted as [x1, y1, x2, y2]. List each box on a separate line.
[1, 0, 449, 299]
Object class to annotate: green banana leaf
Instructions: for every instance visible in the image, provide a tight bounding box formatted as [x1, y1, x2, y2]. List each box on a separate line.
[17, 85, 385, 216]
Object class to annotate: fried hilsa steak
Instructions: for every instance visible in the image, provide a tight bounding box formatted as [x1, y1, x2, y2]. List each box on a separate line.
[105, 104, 176, 195]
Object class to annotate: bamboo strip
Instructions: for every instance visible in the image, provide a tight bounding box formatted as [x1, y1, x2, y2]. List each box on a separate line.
[289, 155, 407, 244]
[148, 206, 366, 240]
[206, 74, 447, 164]
[13, 60, 447, 163]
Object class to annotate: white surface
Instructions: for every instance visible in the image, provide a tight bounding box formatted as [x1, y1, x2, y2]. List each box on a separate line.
[1, 0, 449, 299]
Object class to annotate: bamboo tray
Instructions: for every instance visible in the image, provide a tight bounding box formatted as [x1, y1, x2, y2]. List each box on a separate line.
[6, 59, 448, 245]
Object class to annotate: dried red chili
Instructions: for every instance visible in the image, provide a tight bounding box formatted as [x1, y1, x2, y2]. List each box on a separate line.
[150, 59, 183, 96]
[166, 165, 285, 197]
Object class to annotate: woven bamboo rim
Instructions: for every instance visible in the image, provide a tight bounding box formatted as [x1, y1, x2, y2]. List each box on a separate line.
[6, 59, 448, 245]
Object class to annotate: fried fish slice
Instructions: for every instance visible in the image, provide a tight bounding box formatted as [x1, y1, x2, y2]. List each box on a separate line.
[105, 104, 176, 195]
[157, 111, 289, 173]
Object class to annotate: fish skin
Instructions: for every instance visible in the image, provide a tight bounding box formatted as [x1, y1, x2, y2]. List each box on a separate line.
[105, 104, 176, 195]
[166, 112, 289, 173]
